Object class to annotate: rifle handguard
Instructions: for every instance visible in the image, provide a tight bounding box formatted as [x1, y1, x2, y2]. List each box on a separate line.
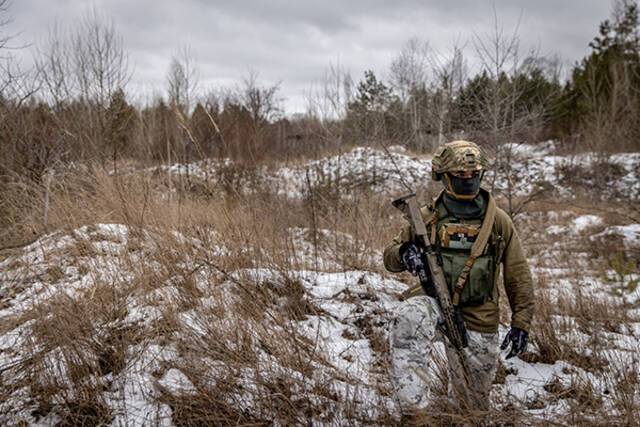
[392, 193, 469, 350]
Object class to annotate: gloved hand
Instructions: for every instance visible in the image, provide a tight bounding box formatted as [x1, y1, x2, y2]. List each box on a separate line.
[399, 242, 423, 276]
[500, 326, 528, 359]
[399, 242, 437, 298]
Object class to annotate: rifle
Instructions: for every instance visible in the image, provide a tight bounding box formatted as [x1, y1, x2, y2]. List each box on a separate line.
[392, 193, 472, 393]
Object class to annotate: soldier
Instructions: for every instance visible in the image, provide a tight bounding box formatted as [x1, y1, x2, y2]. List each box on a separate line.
[383, 140, 534, 412]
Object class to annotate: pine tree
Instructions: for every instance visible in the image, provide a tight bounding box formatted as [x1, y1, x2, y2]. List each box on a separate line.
[190, 103, 218, 158]
[345, 70, 395, 144]
[562, 0, 640, 150]
[106, 88, 138, 171]
[349, 70, 393, 114]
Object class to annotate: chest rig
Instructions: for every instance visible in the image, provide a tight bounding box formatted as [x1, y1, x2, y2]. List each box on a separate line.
[426, 193, 498, 306]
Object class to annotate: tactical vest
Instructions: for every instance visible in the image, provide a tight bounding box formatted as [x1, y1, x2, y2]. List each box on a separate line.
[429, 200, 503, 306]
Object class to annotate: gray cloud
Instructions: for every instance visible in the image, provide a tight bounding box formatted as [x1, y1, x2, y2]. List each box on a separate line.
[6, 0, 614, 112]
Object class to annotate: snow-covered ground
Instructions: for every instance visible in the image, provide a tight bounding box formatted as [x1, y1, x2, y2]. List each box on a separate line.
[1, 208, 639, 424]
[149, 143, 640, 201]
[0, 224, 404, 425]
[1, 143, 639, 424]
[270, 146, 431, 197]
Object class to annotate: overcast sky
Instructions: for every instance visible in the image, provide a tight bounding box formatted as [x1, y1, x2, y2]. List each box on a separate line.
[6, 0, 613, 113]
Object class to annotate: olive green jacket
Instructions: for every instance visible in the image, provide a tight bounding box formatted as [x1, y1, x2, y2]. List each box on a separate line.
[383, 190, 534, 333]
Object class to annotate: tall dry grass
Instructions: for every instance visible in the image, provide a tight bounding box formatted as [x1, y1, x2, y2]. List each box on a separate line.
[0, 164, 404, 425]
[1, 156, 639, 425]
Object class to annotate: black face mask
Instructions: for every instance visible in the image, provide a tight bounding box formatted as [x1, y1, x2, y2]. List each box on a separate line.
[445, 173, 482, 198]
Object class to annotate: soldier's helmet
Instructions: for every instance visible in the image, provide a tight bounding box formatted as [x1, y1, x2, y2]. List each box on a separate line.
[431, 140, 488, 181]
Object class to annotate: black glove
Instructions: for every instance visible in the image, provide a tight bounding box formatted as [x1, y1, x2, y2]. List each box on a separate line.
[500, 327, 528, 359]
[399, 242, 437, 297]
[399, 242, 423, 276]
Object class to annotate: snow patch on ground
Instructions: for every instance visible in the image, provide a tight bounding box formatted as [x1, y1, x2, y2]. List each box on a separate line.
[158, 369, 197, 395]
[592, 223, 640, 249]
[573, 215, 603, 231]
[287, 227, 381, 271]
[151, 144, 640, 201]
[271, 146, 432, 197]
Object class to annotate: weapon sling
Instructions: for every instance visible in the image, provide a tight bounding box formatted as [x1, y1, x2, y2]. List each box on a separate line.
[451, 195, 496, 305]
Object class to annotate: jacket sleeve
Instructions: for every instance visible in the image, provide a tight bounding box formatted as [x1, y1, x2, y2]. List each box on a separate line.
[383, 224, 412, 272]
[500, 213, 535, 332]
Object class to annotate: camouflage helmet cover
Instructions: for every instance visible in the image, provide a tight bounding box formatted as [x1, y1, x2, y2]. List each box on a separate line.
[431, 140, 488, 181]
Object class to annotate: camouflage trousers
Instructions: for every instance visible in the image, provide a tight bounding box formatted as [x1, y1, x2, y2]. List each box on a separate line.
[389, 296, 499, 412]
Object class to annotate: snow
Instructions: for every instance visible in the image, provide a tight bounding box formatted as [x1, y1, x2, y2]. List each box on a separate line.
[573, 215, 603, 232]
[543, 214, 605, 237]
[158, 369, 197, 395]
[107, 344, 177, 426]
[0, 224, 407, 424]
[547, 225, 566, 235]
[592, 223, 640, 249]
[149, 144, 640, 201]
[287, 227, 380, 271]
[0, 229, 636, 425]
[503, 141, 557, 157]
[298, 315, 373, 380]
[271, 146, 432, 198]
[502, 358, 571, 401]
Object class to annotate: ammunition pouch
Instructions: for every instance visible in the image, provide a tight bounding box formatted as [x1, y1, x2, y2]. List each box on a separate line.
[440, 250, 495, 306]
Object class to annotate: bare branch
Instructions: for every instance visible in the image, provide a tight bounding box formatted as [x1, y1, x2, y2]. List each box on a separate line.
[166, 44, 200, 113]
[237, 70, 283, 125]
[72, 7, 132, 107]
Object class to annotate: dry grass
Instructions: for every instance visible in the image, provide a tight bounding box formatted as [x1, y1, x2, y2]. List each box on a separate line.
[1, 156, 639, 425]
[0, 166, 401, 424]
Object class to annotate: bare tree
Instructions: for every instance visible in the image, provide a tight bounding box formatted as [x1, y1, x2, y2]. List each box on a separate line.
[33, 7, 131, 165]
[389, 38, 430, 151]
[469, 10, 554, 218]
[36, 23, 75, 106]
[303, 61, 354, 156]
[72, 7, 132, 108]
[163, 45, 202, 196]
[389, 38, 430, 103]
[305, 61, 353, 123]
[231, 71, 283, 162]
[0, 58, 40, 104]
[388, 38, 468, 152]
[0, 0, 19, 63]
[429, 43, 468, 147]
[166, 44, 200, 114]
[0, 0, 38, 103]
[238, 70, 282, 124]
[36, 9, 131, 109]
[471, 11, 524, 147]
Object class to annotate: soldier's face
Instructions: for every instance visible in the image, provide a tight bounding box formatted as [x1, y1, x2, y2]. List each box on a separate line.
[450, 170, 480, 179]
